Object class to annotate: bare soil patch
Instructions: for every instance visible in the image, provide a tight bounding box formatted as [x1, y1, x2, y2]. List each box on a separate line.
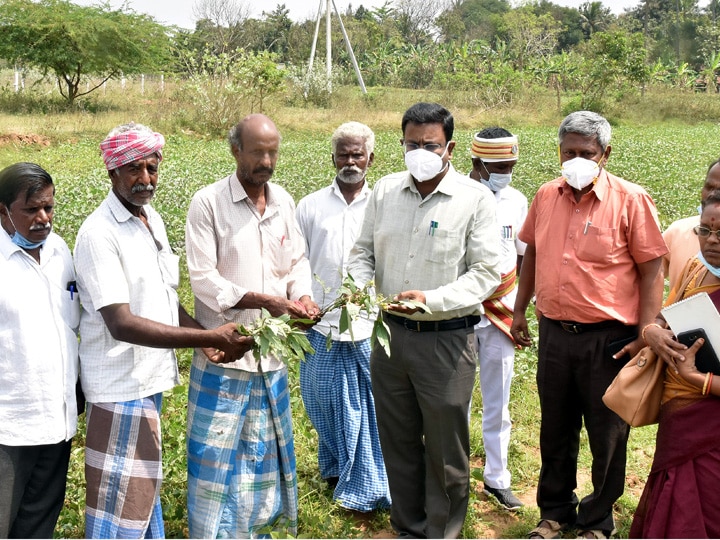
[0, 133, 51, 146]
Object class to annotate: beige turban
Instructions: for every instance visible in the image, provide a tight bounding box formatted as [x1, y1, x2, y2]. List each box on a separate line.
[470, 134, 519, 162]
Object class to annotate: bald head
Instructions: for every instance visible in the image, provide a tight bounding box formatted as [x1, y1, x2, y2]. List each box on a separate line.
[229, 114, 281, 188]
[228, 114, 280, 151]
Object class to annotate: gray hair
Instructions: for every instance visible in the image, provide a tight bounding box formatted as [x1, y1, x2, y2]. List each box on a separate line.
[228, 122, 243, 150]
[331, 121, 375, 155]
[558, 111, 611, 151]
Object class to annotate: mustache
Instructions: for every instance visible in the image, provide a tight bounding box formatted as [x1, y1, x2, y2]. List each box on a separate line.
[131, 184, 155, 194]
[29, 222, 51, 231]
[253, 167, 274, 176]
[341, 165, 364, 175]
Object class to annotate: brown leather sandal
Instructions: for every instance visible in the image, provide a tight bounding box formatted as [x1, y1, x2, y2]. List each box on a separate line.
[528, 519, 566, 539]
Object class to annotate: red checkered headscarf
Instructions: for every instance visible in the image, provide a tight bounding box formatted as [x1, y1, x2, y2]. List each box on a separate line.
[100, 123, 165, 171]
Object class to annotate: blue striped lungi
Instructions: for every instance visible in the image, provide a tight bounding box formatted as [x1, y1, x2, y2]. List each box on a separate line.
[300, 329, 391, 511]
[187, 360, 297, 538]
[84, 394, 165, 539]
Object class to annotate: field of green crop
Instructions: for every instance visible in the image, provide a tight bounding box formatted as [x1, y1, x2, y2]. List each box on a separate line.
[1, 120, 718, 538]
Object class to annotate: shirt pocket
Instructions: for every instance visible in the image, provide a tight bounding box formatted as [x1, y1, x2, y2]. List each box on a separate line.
[576, 225, 615, 264]
[425, 229, 462, 264]
[158, 251, 180, 289]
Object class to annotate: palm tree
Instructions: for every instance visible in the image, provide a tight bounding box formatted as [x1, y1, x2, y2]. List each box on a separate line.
[578, 1, 612, 38]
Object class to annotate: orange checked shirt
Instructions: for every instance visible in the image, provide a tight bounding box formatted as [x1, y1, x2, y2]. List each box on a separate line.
[519, 169, 668, 324]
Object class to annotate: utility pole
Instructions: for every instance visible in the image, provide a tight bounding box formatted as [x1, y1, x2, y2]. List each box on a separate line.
[305, 0, 367, 95]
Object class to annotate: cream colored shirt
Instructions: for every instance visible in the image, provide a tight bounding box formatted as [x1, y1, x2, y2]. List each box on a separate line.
[348, 166, 502, 321]
[185, 173, 313, 372]
[663, 214, 700, 294]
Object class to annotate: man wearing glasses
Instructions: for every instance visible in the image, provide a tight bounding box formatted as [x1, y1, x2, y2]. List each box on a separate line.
[348, 102, 501, 538]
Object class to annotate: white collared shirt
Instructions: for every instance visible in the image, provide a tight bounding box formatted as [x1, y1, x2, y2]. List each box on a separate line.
[185, 174, 313, 371]
[0, 230, 79, 445]
[348, 165, 502, 320]
[74, 190, 181, 403]
[296, 178, 374, 341]
[473, 181, 528, 328]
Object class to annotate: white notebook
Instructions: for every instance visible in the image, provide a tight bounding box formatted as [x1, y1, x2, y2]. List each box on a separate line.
[661, 292, 720, 356]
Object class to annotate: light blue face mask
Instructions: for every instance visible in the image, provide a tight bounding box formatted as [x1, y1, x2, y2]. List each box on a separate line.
[7, 212, 48, 249]
[479, 161, 513, 192]
[698, 251, 720, 279]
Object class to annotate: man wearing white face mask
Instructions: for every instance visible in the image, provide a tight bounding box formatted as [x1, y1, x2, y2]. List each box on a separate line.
[510, 111, 668, 539]
[348, 102, 501, 538]
[468, 127, 527, 511]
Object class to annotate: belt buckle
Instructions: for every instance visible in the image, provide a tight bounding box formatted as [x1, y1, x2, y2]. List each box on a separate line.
[561, 321, 582, 334]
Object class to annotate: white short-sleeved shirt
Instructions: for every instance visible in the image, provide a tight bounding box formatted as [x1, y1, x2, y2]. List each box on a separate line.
[0, 231, 80, 445]
[296, 179, 374, 341]
[185, 174, 313, 372]
[74, 190, 181, 403]
[477, 183, 528, 328]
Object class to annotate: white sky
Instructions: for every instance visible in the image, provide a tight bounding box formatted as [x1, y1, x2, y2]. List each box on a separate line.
[71, 0, 674, 30]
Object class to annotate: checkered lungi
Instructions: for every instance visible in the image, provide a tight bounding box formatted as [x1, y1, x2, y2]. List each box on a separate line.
[300, 329, 391, 511]
[84, 393, 165, 539]
[187, 361, 297, 538]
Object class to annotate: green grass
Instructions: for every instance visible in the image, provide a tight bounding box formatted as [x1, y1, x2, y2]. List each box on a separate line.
[0, 104, 714, 538]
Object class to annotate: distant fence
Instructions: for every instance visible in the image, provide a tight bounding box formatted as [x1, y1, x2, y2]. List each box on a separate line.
[1, 68, 172, 97]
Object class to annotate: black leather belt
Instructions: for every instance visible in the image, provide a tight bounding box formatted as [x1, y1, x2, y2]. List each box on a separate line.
[384, 312, 480, 332]
[545, 317, 625, 334]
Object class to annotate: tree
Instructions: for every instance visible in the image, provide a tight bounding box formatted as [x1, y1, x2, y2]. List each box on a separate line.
[579, 1, 613, 37]
[192, 0, 250, 55]
[0, 0, 171, 106]
[500, 7, 562, 70]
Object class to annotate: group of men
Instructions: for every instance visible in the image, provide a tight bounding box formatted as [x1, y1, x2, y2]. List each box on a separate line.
[0, 103, 675, 540]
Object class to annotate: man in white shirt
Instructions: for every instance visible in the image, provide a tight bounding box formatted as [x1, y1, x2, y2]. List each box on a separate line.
[74, 122, 251, 539]
[185, 113, 318, 538]
[468, 128, 528, 511]
[0, 162, 79, 538]
[296, 121, 391, 512]
[348, 102, 502, 538]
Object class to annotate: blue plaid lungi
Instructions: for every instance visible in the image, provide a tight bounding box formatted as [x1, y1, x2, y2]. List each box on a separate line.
[300, 329, 391, 511]
[187, 361, 297, 538]
[84, 393, 165, 539]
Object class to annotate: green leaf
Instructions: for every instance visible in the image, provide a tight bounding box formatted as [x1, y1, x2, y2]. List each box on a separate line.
[396, 299, 432, 314]
[325, 331, 333, 352]
[372, 319, 391, 357]
[339, 307, 351, 335]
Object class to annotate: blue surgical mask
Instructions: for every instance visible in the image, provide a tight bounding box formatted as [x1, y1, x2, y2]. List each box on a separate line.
[698, 251, 720, 279]
[479, 161, 513, 192]
[7, 212, 48, 249]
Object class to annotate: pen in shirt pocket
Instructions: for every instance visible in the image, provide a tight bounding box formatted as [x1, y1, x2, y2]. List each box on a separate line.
[66, 280, 77, 300]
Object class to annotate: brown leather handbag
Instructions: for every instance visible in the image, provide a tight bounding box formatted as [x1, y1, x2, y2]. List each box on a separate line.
[603, 346, 665, 427]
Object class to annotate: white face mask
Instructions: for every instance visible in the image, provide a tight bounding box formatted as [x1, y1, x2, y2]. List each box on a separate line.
[481, 173, 512, 192]
[405, 145, 449, 182]
[478, 161, 513, 191]
[562, 156, 601, 190]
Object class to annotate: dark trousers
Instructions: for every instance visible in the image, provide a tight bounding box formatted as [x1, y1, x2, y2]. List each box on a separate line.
[0, 440, 72, 539]
[536, 317, 633, 532]
[371, 319, 476, 539]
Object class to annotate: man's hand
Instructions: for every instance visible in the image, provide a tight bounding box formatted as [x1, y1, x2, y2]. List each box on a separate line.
[297, 295, 320, 320]
[510, 312, 532, 348]
[387, 290, 427, 315]
[204, 322, 254, 364]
